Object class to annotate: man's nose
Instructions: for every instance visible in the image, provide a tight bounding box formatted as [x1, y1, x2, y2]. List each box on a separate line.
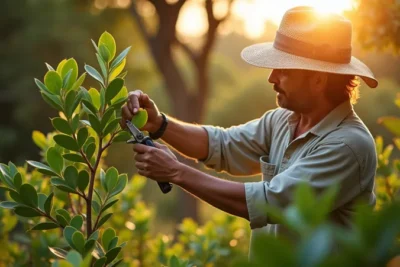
[268, 69, 280, 84]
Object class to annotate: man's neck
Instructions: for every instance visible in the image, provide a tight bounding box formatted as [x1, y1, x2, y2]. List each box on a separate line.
[294, 101, 344, 138]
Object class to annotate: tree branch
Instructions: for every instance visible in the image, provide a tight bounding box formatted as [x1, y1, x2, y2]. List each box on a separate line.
[129, 1, 152, 41]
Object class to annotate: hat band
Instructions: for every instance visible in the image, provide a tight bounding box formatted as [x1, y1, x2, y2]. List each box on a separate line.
[273, 32, 352, 64]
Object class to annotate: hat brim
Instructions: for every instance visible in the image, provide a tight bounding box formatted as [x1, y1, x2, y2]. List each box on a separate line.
[241, 42, 378, 88]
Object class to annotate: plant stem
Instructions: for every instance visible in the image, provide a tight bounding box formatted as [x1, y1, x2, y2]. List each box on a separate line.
[86, 138, 103, 238]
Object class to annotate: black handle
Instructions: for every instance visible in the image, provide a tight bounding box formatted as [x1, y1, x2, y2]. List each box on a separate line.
[142, 137, 173, 194]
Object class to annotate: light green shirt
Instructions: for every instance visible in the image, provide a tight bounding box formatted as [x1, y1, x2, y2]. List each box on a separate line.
[201, 101, 376, 256]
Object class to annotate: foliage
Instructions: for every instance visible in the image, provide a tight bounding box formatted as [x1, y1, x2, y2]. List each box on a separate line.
[0, 32, 131, 266]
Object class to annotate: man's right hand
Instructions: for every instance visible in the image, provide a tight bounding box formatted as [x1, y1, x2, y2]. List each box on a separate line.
[120, 90, 163, 133]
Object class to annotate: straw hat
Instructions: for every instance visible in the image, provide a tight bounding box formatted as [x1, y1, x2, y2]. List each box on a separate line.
[241, 6, 378, 88]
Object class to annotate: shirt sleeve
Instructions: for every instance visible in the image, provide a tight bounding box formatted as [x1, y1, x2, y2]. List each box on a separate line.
[244, 141, 365, 229]
[200, 109, 277, 176]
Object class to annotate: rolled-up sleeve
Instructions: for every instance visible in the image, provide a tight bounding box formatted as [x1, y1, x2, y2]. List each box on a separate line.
[200, 110, 276, 176]
[245, 141, 363, 229]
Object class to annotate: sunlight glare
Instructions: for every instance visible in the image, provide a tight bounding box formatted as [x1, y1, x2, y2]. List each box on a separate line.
[177, 2, 208, 37]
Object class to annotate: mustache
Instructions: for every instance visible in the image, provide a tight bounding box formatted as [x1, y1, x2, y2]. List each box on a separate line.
[273, 85, 285, 94]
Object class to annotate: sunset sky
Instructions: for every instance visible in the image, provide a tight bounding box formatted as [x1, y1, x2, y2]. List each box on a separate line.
[176, 0, 356, 38]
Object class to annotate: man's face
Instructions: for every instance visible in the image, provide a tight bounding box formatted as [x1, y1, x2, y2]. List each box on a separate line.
[268, 69, 316, 113]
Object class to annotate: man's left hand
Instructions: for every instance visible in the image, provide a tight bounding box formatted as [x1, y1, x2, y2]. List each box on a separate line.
[133, 142, 181, 183]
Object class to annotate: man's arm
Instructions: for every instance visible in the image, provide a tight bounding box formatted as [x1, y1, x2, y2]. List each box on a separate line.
[174, 163, 249, 220]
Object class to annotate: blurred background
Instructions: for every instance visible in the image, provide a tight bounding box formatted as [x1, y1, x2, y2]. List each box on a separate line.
[1, 0, 399, 234]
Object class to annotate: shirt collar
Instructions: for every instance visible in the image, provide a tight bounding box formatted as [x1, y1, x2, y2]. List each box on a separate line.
[287, 101, 353, 137]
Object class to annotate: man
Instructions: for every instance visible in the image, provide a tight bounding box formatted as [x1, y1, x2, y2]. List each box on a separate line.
[120, 6, 378, 256]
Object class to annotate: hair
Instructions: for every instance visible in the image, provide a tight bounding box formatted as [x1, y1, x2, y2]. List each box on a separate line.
[325, 73, 360, 105]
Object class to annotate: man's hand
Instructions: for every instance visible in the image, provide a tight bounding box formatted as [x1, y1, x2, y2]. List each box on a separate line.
[133, 142, 182, 183]
[120, 90, 163, 132]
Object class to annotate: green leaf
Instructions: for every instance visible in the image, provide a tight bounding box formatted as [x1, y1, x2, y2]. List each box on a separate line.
[298, 226, 333, 267]
[96, 53, 108, 79]
[44, 192, 54, 215]
[8, 162, 18, 177]
[102, 228, 116, 251]
[85, 143, 96, 161]
[101, 108, 115, 130]
[77, 127, 88, 148]
[84, 239, 96, 255]
[71, 73, 86, 92]
[47, 147, 64, 174]
[88, 88, 101, 111]
[99, 31, 116, 61]
[38, 193, 47, 211]
[71, 114, 80, 133]
[84, 65, 104, 86]
[103, 119, 120, 136]
[91, 39, 99, 53]
[49, 247, 68, 259]
[14, 206, 42, 217]
[66, 250, 82, 266]
[71, 215, 84, 230]
[105, 78, 124, 104]
[97, 213, 113, 229]
[82, 100, 98, 116]
[99, 44, 111, 64]
[41, 91, 64, 111]
[13, 173, 22, 190]
[64, 166, 79, 189]
[111, 85, 128, 104]
[112, 131, 131, 143]
[61, 58, 79, 90]
[56, 214, 69, 227]
[93, 257, 107, 267]
[105, 167, 118, 192]
[27, 160, 59, 176]
[64, 226, 78, 249]
[100, 87, 106, 112]
[169, 256, 180, 267]
[35, 78, 52, 94]
[29, 222, 59, 231]
[117, 71, 127, 80]
[378, 116, 400, 137]
[0, 201, 19, 209]
[9, 191, 22, 203]
[72, 231, 86, 254]
[32, 130, 47, 150]
[65, 90, 78, 118]
[104, 247, 121, 265]
[109, 259, 123, 267]
[56, 208, 72, 222]
[20, 184, 38, 207]
[92, 200, 101, 214]
[78, 170, 90, 192]
[109, 174, 127, 198]
[109, 59, 126, 82]
[62, 69, 73, 90]
[107, 237, 118, 250]
[88, 114, 102, 135]
[44, 71, 63, 95]
[101, 199, 118, 214]
[88, 230, 100, 241]
[46, 63, 55, 71]
[63, 153, 85, 163]
[100, 169, 106, 192]
[52, 117, 73, 135]
[110, 47, 131, 70]
[51, 178, 76, 194]
[56, 59, 67, 75]
[53, 134, 80, 152]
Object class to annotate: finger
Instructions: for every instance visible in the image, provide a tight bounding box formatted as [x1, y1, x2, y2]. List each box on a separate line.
[134, 153, 146, 162]
[135, 162, 146, 170]
[133, 144, 152, 154]
[119, 105, 133, 129]
[128, 90, 143, 114]
[137, 169, 150, 177]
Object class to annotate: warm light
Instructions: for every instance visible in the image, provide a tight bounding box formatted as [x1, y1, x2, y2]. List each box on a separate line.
[125, 221, 136, 230]
[230, 239, 238, 247]
[177, 2, 208, 37]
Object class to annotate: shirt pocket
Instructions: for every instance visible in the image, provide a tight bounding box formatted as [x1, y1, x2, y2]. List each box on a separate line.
[260, 155, 276, 182]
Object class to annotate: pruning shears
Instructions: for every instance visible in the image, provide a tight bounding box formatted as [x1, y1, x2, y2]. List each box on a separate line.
[125, 120, 173, 194]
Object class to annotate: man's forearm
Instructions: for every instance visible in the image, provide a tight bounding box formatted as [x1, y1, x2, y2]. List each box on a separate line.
[159, 115, 209, 160]
[173, 163, 249, 220]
